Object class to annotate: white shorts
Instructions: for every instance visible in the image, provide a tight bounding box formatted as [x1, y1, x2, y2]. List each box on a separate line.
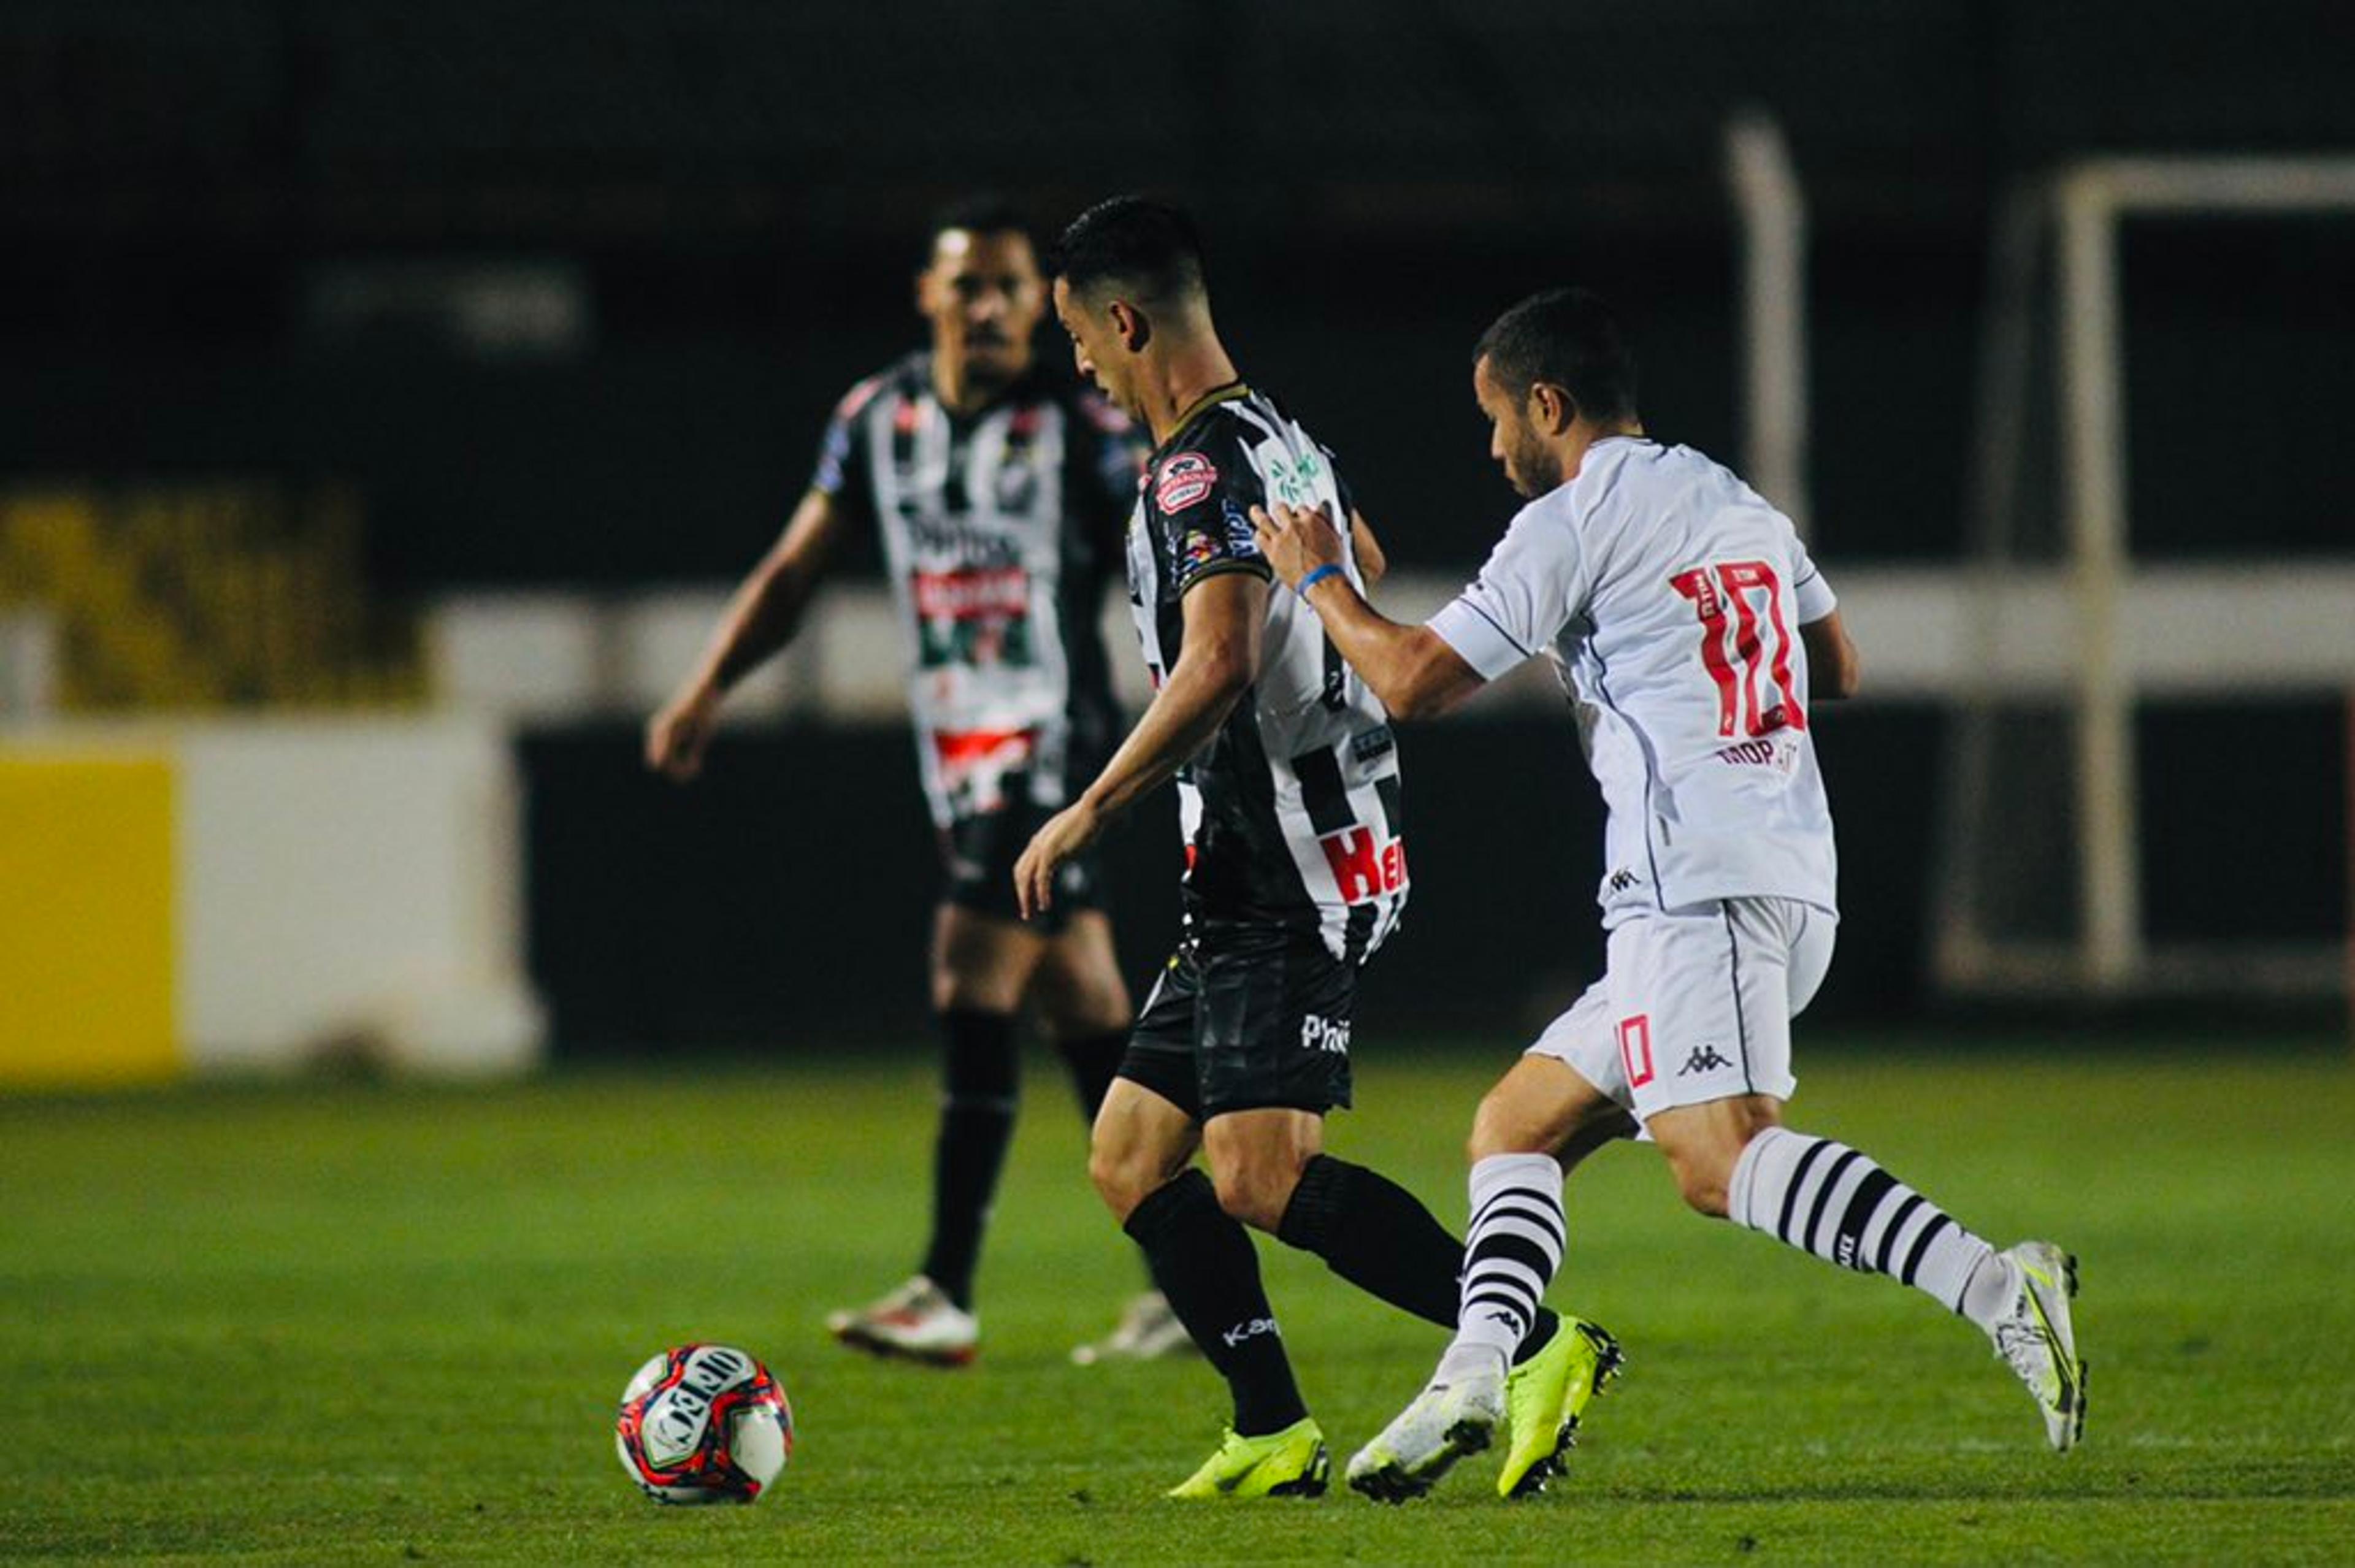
[1528, 897, 1836, 1126]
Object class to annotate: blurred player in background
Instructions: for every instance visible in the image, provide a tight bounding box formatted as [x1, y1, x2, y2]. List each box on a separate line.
[1254, 285, 2085, 1498]
[1017, 197, 1619, 1501]
[648, 196, 1184, 1369]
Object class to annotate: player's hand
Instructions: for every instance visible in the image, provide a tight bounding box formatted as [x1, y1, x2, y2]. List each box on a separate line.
[645, 687, 721, 782]
[1014, 798, 1106, 921]
[1249, 502, 1346, 591]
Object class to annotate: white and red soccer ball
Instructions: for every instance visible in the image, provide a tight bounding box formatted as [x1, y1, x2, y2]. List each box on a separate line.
[615, 1344, 793, 1504]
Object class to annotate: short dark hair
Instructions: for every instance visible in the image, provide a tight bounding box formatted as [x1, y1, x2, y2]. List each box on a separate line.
[925, 193, 1036, 261]
[1474, 287, 1639, 426]
[1049, 195, 1207, 306]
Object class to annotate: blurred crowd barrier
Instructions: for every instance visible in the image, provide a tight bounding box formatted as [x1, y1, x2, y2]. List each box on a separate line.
[0, 482, 419, 713]
[0, 719, 542, 1088]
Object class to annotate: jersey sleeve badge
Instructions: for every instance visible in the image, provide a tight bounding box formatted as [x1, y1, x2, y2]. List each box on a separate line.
[1154, 451, 1219, 513]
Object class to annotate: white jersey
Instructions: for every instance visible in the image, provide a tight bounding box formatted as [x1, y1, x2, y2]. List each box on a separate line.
[1426, 437, 1838, 924]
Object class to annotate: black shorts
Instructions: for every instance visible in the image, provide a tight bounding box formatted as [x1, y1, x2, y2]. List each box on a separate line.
[938, 801, 1105, 936]
[1122, 920, 1357, 1120]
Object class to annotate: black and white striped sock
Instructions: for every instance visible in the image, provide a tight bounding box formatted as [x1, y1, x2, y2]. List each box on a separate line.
[1728, 1127, 1994, 1313]
[1446, 1153, 1566, 1371]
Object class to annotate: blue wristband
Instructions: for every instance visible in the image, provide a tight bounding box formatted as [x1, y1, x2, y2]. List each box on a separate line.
[1296, 563, 1344, 597]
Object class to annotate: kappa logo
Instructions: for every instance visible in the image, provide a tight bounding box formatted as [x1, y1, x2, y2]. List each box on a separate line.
[1154, 451, 1219, 512]
[1222, 1315, 1280, 1348]
[1677, 1045, 1734, 1076]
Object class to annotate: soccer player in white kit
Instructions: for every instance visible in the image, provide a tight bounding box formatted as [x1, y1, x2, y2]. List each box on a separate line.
[1252, 286, 2085, 1502]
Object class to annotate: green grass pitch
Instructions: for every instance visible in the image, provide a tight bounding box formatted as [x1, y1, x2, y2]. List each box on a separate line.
[3, 1034, 2350, 1565]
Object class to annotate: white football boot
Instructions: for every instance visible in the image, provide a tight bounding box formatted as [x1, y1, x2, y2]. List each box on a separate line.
[1071, 1290, 1198, 1365]
[1987, 1241, 2087, 1451]
[825, 1274, 978, 1367]
[1344, 1355, 1507, 1503]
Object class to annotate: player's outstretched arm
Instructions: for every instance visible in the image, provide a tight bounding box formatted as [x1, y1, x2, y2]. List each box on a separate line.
[1014, 572, 1268, 919]
[1252, 502, 1484, 721]
[645, 488, 844, 782]
[1799, 609, 1861, 700]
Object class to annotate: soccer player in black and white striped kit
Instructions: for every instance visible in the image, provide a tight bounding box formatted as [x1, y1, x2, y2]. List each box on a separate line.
[1016, 197, 1617, 1501]
[1255, 286, 2085, 1501]
[649, 198, 1179, 1369]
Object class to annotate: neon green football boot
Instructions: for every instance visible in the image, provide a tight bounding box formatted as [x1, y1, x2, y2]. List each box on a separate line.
[1166, 1418, 1331, 1499]
[1498, 1317, 1625, 1499]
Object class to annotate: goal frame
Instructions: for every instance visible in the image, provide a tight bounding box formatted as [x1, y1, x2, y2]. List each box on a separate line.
[1936, 155, 2355, 1000]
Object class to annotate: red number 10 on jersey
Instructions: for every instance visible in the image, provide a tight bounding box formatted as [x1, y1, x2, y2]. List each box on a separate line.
[1669, 560, 1808, 740]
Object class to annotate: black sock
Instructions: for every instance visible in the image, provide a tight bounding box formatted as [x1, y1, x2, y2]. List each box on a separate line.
[1276, 1154, 1466, 1330]
[917, 1008, 1019, 1311]
[1055, 1028, 1129, 1123]
[1124, 1171, 1306, 1436]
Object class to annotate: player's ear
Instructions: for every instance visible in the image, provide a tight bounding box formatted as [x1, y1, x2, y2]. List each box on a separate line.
[1108, 299, 1152, 354]
[1530, 381, 1579, 435]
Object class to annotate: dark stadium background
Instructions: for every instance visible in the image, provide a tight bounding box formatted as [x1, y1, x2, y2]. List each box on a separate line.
[4, 0, 2346, 1052]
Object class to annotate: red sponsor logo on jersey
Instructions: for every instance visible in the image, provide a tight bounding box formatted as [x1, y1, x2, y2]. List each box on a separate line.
[1618, 1014, 1655, 1088]
[1317, 826, 1408, 906]
[1154, 451, 1219, 513]
[930, 728, 1034, 816]
[933, 728, 1034, 769]
[914, 567, 1028, 621]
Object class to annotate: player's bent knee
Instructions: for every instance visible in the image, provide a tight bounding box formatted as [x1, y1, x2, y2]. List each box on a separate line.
[1468, 1088, 1568, 1163]
[1087, 1126, 1176, 1221]
[1663, 1147, 1738, 1218]
[1089, 1147, 1154, 1222]
[1676, 1171, 1734, 1218]
[1208, 1165, 1292, 1233]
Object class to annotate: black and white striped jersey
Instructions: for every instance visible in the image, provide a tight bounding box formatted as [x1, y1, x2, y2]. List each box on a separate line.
[1127, 385, 1408, 962]
[814, 353, 1144, 828]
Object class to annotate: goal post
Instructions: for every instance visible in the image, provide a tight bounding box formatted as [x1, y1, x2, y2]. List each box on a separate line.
[1937, 154, 2355, 1001]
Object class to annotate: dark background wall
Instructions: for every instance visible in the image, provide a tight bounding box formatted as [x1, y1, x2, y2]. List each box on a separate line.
[6, 1, 2351, 581]
[522, 701, 2344, 1053]
[4, 1, 2348, 1045]
[523, 711, 1944, 1054]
